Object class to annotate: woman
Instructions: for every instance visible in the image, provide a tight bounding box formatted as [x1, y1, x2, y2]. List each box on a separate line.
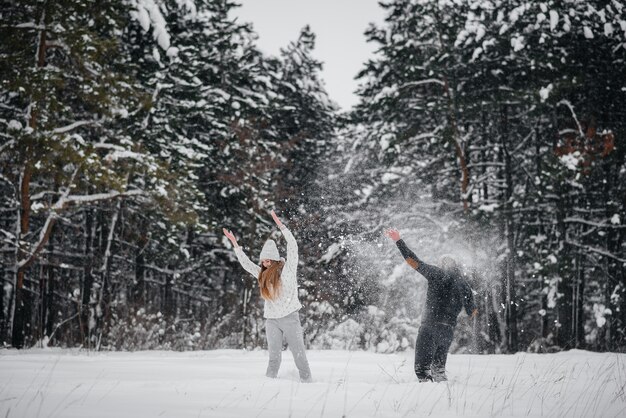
[223, 210, 312, 383]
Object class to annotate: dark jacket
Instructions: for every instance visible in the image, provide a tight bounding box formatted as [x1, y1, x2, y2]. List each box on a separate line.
[396, 239, 476, 327]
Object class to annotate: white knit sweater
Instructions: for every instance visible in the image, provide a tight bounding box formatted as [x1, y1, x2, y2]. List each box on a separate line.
[234, 225, 302, 319]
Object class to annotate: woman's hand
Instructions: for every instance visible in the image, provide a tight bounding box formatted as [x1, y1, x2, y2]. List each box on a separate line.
[384, 228, 401, 242]
[271, 210, 284, 228]
[222, 228, 239, 248]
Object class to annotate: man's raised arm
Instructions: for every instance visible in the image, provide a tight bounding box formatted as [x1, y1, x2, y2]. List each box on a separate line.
[385, 228, 444, 282]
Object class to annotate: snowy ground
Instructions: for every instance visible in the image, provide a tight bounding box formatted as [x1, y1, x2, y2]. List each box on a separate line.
[1, 349, 624, 417]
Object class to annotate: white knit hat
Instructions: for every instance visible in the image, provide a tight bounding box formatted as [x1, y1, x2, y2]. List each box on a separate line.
[259, 239, 280, 262]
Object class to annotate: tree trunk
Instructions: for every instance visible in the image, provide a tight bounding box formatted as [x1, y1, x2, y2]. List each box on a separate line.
[241, 286, 252, 348]
[81, 208, 94, 348]
[442, 77, 470, 211]
[555, 195, 574, 349]
[131, 219, 148, 308]
[541, 294, 549, 341]
[164, 272, 174, 319]
[433, 15, 469, 212]
[500, 104, 519, 352]
[0, 268, 4, 341]
[40, 226, 55, 346]
[133, 248, 145, 307]
[96, 201, 124, 350]
[574, 252, 586, 348]
[44, 246, 55, 341]
[606, 226, 625, 350]
[12, 163, 33, 348]
[11, 4, 49, 349]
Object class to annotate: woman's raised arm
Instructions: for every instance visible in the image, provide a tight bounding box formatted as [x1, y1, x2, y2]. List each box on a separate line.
[271, 211, 298, 275]
[223, 228, 261, 278]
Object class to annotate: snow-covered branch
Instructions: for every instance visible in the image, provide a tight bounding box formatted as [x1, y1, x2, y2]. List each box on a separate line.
[408, 127, 442, 142]
[11, 22, 46, 30]
[0, 139, 15, 154]
[93, 142, 126, 151]
[0, 173, 14, 186]
[564, 217, 626, 229]
[557, 100, 584, 137]
[46, 312, 80, 345]
[103, 150, 146, 163]
[18, 181, 143, 270]
[31, 190, 59, 201]
[65, 189, 143, 203]
[566, 241, 626, 263]
[142, 262, 206, 276]
[399, 79, 446, 89]
[50, 120, 96, 135]
[100, 200, 121, 273]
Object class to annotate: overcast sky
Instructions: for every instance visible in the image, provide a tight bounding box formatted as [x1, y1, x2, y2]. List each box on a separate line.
[231, 0, 386, 110]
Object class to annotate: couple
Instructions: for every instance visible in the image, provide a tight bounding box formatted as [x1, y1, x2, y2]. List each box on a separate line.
[223, 211, 477, 383]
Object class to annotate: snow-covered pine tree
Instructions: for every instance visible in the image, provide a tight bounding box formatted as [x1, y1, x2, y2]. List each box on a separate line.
[0, 0, 201, 348]
[262, 26, 340, 338]
[0, 0, 144, 348]
[331, 0, 626, 353]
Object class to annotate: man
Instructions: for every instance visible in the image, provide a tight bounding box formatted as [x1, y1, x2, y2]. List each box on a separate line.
[385, 228, 477, 382]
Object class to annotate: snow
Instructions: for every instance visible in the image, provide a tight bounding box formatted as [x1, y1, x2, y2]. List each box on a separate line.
[321, 242, 343, 263]
[30, 201, 45, 212]
[475, 25, 486, 42]
[549, 10, 559, 31]
[531, 234, 547, 246]
[7, 119, 22, 130]
[593, 303, 609, 327]
[0, 349, 624, 417]
[539, 83, 553, 101]
[584, 26, 594, 39]
[546, 277, 559, 308]
[611, 214, 621, 225]
[379, 133, 394, 151]
[471, 46, 482, 60]
[130, 0, 179, 56]
[175, 0, 197, 18]
[478, 203, 498, 212]
[537, 12, 546, 24]
[373, 85, 397, 102]
[166, 46, 180, 57]
[381, 172, 400, 184]
[152, 46, 161, 62]
[104, 150, 145, 163]
[560, 151, 581, 170]
[511, 35, 525, 52]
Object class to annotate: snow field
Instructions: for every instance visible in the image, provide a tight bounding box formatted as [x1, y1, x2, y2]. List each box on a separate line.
[0, 349, 625, 417]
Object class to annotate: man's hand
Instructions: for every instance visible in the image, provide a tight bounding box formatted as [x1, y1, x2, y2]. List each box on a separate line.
[384, 228, 401, 242]
[271, 210, 284, 228]
[222, 228, 239, 248]
[471, 308, 479, 319]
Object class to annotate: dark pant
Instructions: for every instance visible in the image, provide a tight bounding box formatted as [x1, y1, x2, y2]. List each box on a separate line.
[414, 322, 455, 381]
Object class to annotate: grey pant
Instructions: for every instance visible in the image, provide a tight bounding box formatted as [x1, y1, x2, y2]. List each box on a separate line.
[265, 310, 312, 381]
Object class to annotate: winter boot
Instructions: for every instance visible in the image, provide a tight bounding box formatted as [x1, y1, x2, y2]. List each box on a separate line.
[432, 371, 447, 382]
[431, 364, 447, 382]
[416, 373, 433, 383]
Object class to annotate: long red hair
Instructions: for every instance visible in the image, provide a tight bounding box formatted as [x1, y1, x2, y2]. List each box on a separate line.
[258, 260, 284, 300]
